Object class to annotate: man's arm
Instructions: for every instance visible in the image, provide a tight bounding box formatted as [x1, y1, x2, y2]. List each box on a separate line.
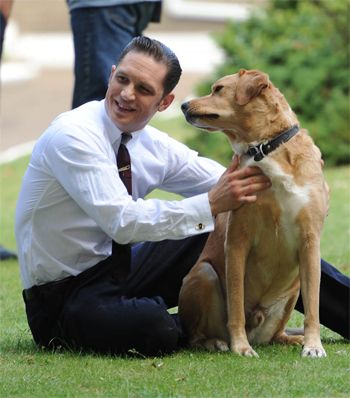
[151, 134, 270, 217]
[44, 131, 216, 243]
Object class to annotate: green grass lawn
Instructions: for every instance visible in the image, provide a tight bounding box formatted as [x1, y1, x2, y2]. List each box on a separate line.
[1, 150, 349, 397]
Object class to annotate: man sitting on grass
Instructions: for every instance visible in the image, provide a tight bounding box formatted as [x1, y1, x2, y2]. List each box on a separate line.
[15, 37, 349, 356]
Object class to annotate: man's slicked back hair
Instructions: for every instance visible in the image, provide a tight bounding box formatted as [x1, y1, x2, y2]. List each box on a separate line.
[117, 36, 182, 96]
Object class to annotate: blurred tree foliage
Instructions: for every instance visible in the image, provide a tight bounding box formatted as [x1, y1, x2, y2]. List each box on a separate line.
[186, 0, 349, 166]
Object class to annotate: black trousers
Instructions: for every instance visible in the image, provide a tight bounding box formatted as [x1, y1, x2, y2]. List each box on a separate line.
[23, 235, 349, 356]
[23, 235, 208, 356]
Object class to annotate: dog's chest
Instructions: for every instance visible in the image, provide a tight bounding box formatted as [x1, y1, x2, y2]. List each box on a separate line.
[243, 156, 310, 249]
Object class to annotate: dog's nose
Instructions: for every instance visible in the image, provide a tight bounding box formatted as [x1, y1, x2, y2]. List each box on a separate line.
[181, 101, 189, 113]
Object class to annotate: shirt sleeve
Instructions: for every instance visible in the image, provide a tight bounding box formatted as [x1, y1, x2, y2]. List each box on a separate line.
[44, 129, 216, 244]
[161, 134, 226, 197]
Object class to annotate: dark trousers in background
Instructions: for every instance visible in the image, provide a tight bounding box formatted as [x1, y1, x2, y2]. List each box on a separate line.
[0, 12, 6, 60]
[69, 2, 160, 109]
[23, 235, 349, 356]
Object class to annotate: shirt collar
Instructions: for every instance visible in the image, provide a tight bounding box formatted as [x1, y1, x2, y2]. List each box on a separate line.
[101, 99, 122, 147]
[101, 99, 143, 147]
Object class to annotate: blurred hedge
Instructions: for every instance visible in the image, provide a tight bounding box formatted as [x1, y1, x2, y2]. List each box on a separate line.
[187, 0, 350, 166]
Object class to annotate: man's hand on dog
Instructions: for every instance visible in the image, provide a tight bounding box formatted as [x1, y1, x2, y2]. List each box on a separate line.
[208, 155, 271, 216]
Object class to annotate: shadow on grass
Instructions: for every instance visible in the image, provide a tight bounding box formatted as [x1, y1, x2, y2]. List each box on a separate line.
[0, 334, 181, 363]
[1, 325, 347, 359]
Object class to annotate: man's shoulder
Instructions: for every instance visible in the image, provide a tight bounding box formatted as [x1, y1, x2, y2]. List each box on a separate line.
[37, 101, 105, 150]
[45, 101, 105, 142]
[54, 101, 102, 127]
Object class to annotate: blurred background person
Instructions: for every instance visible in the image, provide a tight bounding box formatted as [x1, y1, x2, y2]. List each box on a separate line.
[0, 0, 17, 260]
[67, 0, 162, 109]
[0, 0, 13, 59]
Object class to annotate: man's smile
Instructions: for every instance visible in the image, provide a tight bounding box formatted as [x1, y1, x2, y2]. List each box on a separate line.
[114, 98, 136, 114]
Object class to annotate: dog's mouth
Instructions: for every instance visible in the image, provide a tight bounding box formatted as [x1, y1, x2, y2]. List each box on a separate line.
[186, 114, 220, 132]
[196, 113, 219, 120]
[183, 112, 220, 130]
[185, 112, 219, 121]
[181, 102, 220, 130]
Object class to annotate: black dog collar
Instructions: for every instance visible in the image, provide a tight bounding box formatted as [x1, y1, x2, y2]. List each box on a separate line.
[246, 125, 300, 162]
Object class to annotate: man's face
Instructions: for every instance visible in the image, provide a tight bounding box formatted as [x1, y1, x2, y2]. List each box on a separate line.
[105, 51, 174, 133]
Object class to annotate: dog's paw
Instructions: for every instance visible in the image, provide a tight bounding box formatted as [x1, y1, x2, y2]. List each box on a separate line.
[202, 338, 229, 352]
[301, 345, 327, 358]
[273, 333, 304, 346]
[232, 344, 259, 358]
[214, 340, 230, 352]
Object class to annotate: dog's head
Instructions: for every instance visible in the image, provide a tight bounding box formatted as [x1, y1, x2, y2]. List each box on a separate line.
[181, 69, 297, 145]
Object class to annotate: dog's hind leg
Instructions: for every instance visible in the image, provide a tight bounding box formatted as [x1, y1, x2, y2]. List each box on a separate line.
[179, 261, 229, 351]
[271, 291, 304, 346]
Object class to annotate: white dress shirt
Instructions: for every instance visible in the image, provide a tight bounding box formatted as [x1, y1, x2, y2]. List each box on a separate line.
[15, 100, 225, 288]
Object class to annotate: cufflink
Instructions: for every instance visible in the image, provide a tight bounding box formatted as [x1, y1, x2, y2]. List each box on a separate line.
[195, 223, 205, 231]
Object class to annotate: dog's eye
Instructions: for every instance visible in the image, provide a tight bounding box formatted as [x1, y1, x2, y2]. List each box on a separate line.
[213, 85, 223, 94]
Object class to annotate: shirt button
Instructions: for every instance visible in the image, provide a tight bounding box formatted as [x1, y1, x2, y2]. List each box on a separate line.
[195, 223, 205, 231]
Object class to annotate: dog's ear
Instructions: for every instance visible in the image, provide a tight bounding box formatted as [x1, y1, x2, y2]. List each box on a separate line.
[235, 70, 269, 106]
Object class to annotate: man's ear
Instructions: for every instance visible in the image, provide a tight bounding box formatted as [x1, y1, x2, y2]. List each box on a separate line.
[108, 65, 117, 85]
[158, 93, 175, 112]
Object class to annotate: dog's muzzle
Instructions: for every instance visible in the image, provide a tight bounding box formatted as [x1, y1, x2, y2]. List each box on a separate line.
[181, 101, 196, 124]
[181, 101, 190, 113]
[181, 101, 219, 126]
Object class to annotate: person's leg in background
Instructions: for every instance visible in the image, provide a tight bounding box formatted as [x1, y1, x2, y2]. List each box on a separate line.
[69, 2, 159, 108]
[0, 9, 6, 59]
[0, 0, 14, 59]
[0, 245, 17, 260]
[0, 1, 18, 261]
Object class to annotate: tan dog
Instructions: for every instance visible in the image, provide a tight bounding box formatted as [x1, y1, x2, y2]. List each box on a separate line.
[179, 69, 328, 358]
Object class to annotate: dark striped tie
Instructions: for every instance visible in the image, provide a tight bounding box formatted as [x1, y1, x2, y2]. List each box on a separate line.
[117, 142, 132, 195]
[112, 138, 132, 279]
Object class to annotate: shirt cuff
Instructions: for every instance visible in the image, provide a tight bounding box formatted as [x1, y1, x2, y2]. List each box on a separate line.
[181, 193, 215, 235]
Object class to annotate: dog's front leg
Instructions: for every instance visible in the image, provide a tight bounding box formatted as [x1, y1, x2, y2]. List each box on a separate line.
[298, 230, 326, 358]
[225, 214, 258, 357]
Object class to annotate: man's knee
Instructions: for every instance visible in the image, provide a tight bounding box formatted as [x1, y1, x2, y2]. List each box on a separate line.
[126, 296, 180, 355]
[60, 295, 180, 355]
